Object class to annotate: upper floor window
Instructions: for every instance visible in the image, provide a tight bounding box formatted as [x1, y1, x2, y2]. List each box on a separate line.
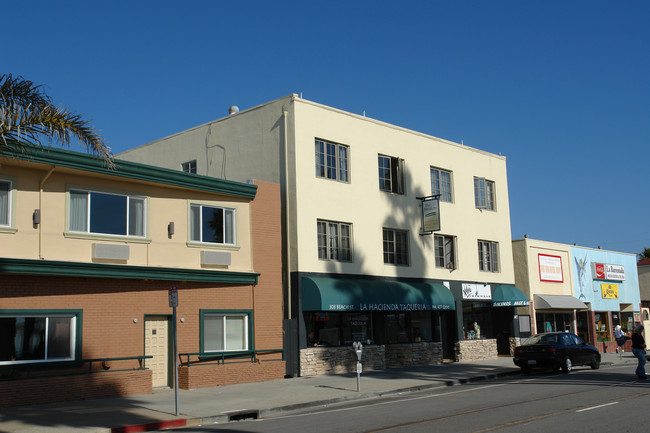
[201, 310, 251, 353]
[478, 240, 499, 272]
[474, 177, 495, 210]
[317, 220, 352, 262]
[190, 204, 236, 245]
[69, 189, 146, 237]
[383, 228, 409, 265]
[0, 310, 80, 365]
[315, 139, 349, 182]
[435, 234, 456, 270]
[378, 155, 404, 194]
[431, 168, 452, 202]
[0, 180, 11, 227]
[182, 160, 197, 174]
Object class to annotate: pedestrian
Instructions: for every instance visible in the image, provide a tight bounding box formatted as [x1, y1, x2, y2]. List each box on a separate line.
[631, 324, 647, 379]
[614, 324, 626, 354]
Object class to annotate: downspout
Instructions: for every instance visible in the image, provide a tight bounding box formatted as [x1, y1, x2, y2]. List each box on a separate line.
[39, 166, 56, 259]
[282, 107, 291, 320]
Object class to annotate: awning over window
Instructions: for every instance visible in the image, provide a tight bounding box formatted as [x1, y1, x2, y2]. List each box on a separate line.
[534, 294, 587, 310]
[492, 284, 529, 307]
[301, 277, 456, 312]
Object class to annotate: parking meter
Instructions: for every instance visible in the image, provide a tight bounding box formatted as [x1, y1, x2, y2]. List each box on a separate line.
[352, 342, 363, 391]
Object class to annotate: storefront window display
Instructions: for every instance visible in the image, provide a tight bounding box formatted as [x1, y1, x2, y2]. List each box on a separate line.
[304, 312, 371, 346]
[576, 312, 589, 342]
[536, 312, 572, 334]
[462, 302, 490, 340]
[594, 312, 610, 342]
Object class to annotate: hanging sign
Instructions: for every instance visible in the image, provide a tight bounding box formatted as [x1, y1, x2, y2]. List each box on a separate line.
[420, 196, 441, 233]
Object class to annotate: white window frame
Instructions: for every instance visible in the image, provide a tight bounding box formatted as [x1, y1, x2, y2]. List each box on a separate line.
[0, 178, 14, 230]
[317, 220, 353, 262]
[474, 177, 495, 210]
[0, 311, 80, 366]
[315, 139, 349, 182]
[68, 189, 147, 238]
[383, 228, 410, 266]
[430, 167, 453, 202]
[189, 203, 237, 245]
[201, 311, 250, 353]
[181, 160, 197, 174]
[435, 234, 456, 270]
[478, 240, 500, 272]
[378, 155, 405, 194]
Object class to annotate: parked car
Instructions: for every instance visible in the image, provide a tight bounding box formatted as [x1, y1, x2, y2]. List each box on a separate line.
[513, 332, 600, 374]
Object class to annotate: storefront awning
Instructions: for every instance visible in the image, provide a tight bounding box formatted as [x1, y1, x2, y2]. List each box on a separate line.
[301, 277, 456, 312]
[492, 285, 529, 307]
[534, 294, 587, 310]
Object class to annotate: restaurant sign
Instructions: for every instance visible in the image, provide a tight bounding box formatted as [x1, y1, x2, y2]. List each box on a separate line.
[592, 263, 625, 281]
[462, 283, 491, 300]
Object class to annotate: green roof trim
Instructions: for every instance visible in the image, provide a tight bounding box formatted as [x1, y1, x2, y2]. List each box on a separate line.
[1, 143, 257, 199]
[0, 258, 259, 285]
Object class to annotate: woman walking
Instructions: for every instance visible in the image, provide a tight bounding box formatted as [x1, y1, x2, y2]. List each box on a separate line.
[631, 324, 647, 379]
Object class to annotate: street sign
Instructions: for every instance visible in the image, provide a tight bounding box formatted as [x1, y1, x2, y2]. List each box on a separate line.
[168, 287, 178, 308]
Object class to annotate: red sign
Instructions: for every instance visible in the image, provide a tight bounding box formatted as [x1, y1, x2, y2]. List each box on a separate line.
[595, 263, 606, 279]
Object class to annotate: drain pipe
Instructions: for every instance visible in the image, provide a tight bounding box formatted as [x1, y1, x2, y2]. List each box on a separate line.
[282, 106, 291, 320]
[39, 166, 56, 259]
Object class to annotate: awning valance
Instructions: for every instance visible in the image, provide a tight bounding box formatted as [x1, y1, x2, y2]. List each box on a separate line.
[301, 277, 456, 312]
[492, 284, 529, 307]
[534, 294, 587, 310]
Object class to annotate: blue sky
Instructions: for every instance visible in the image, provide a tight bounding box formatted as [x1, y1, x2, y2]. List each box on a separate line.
[5, 1, 649, 255]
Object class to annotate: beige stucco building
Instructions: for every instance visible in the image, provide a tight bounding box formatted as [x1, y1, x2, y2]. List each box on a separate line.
[119, 94, 529, 370]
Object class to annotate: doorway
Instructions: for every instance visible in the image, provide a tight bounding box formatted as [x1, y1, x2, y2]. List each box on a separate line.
[144, 315, 171, 388]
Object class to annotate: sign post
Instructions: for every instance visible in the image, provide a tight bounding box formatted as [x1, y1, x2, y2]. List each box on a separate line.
[168, 287, 179, 416]
[352, 341, 363, 392]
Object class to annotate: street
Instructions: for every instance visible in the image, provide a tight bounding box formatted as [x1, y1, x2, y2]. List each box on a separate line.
[169, 363, 650, 433]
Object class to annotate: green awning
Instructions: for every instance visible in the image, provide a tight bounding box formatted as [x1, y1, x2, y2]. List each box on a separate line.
[492, 284, 529, 307]
[302, 277, 456, 312]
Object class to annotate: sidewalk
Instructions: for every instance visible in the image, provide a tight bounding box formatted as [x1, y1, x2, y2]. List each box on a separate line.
[0, 353, 637, 433]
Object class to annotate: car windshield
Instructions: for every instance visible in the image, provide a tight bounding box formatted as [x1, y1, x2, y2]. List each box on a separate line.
[522, 334, 558, 345]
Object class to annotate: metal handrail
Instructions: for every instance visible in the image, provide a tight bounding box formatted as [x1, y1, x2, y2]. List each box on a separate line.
[178, 349, 284, 367]
[0, 355, 153, 379]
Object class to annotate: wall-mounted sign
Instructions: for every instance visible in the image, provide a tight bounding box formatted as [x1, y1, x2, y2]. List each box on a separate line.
[421, 197, 441, 233]
[462, 283, 491, 300]
[538, 254, 563, 283]
[593, 263, 625, 281]
[601, 283, 619, 299]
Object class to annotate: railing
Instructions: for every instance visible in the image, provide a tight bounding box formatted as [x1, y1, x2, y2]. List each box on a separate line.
[179, 349, 284, 367]
[0, 355, 152, 380]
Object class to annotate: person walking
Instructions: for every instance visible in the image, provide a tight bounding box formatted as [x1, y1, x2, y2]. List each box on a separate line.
[631, 324, 647, 379]
[614, 324, 626, 354]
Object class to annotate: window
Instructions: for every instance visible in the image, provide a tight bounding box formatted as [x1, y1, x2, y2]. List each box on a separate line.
[378, 155, 404, 194]
[0, 310, 80, 365]
[182, 160, 197, 174]
[190, 204, 236, 245]
[315, 139, 349, 182]
[474, 177, 495, 210]
[383, 228, 409, 265]
[434, 234, 455, 269]
[317, 220, 352, 261]
[0, 180, 11, 227]
[69, 189, 146, 237]
[478, 240, 499, 272]
[430, 168, 452, 202]
[201, 311, 251, 353]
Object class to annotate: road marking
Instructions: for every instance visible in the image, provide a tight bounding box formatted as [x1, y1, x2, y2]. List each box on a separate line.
[576, 401, 619, 412]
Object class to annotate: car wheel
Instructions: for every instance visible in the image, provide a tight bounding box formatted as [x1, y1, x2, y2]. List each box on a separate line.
[590, 355, 600, 369]
[561, 357, 572, 373]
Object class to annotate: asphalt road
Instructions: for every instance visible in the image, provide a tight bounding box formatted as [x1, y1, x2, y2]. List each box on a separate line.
[169, 363, 650, 433]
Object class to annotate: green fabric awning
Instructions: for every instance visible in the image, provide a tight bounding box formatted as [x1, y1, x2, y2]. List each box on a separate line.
[492, 284, 529, 307]
[302, 276, 456, 312]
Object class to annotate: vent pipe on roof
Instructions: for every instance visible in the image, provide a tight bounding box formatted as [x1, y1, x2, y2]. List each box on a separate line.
[228, 105, 239, 115]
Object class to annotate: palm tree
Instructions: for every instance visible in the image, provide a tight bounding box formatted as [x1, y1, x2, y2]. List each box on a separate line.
[0, 73, 113, 166]
[639, 248, 650, 261]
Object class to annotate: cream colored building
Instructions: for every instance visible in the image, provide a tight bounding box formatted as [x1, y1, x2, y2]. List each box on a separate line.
[120, 94, 528, 368]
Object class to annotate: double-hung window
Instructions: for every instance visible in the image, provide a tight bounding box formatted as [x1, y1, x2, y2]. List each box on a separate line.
[434, 234, 456, 270]
[431, 168, 452, 202]
[69, 189, 146, 237]
[474, 177, 495, 210]
[201, 310, 251, 353]
[190, 204, 236, 245]
[317, 220, 352, 261]
[0, 310, 81, 365]
[182, 160, 197, 174]
[378, 155, 404, 194]
[383, 228, 409, 265]
[478, 240, 499, 272]
[0, 179, 11, 227]
[315, 139, 349, 182]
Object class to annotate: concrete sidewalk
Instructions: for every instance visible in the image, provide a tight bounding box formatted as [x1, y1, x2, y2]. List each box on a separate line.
[0, 353, 638, 433]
